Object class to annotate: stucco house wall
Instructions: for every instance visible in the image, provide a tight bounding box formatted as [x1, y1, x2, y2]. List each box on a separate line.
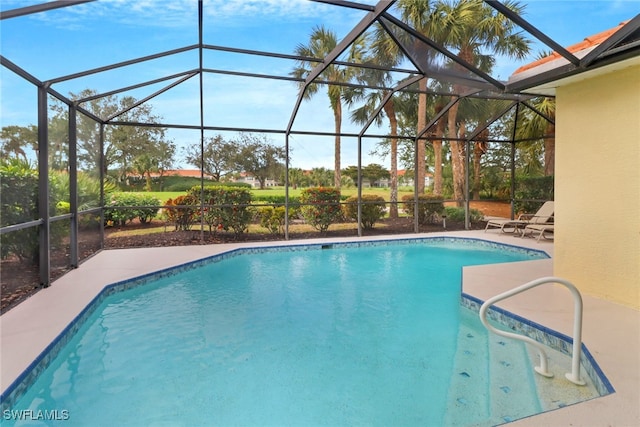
[554, 64, 640, 309]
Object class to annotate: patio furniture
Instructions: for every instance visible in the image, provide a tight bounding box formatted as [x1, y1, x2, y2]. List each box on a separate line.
[484, 201, 554, 234]
[522, 223, 555, 242]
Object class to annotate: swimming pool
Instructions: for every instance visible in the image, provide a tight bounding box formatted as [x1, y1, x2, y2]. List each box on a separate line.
[1, 238, 610, 426]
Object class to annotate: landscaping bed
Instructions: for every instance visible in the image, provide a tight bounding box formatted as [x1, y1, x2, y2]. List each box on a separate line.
[1, 201, 510, 313]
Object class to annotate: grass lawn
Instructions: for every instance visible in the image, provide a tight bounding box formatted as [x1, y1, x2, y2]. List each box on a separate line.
[136, 186, 414, 204]
[107, 220, 377, 238]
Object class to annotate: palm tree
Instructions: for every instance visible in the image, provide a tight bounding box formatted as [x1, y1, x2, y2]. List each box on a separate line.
[440, 0, 531, 205]
[287, 167, 305, 190]
[397, 0, 440, 194]
[516, 53, 556, 177]
[291, 25, 364, 189]
[518, 96, 555, 176]
[472, 128, 489, 199]
[346, 24, 408, 218]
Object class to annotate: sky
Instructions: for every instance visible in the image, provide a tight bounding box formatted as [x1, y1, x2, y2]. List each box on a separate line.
[1, 0, 639, 170]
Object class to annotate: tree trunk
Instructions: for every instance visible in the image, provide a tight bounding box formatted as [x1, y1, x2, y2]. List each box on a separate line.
[449, 49, 474, 207]
[383, 98, 399, 218]
[473, 130, 488, 200]
[473, 143, 482, 200]
[448, 102, 465, 207]
[416, 77, 428, 194]
[433, 108, 446, 196]
[334, 99, 342, 189]
[145, 171, 152, 192]
[544, 123, 555, 176]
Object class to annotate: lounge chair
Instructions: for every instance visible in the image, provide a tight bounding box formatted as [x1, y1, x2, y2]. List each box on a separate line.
[522, 223, 554, 242]
[484, 201, 554, 234]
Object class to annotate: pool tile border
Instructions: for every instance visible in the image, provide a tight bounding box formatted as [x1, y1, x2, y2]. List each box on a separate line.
[0, 237, 554, 411]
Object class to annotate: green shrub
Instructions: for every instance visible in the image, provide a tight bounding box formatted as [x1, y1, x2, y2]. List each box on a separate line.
[50, 171, 112, 211]
[252, 195, 302, 220]
[104, 193, 161, 226]
[163, 195, 199, 231]
[165, 179, 251, 192]
[256, 206, 288, 235]
[299, 187, 343, 232]
[514, 176, 554, 214]
[401, 194, 444, 224]
[164, 181, 201, 192]
[443, 206, 484, 223]
[1, 158, 111, 262]
[191, 186, 253, 237]
[0, 158, 39, 261]
[343, 194, 386, 229]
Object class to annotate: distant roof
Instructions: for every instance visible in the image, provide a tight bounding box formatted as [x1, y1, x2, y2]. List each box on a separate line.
[507, 17, 640, 95]
[513, 21, 630, 76]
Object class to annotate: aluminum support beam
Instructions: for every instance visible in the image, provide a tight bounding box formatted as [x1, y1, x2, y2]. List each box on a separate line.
[287, 0, 395, 133]
[0, 0, 95, 20]
[47, 45, 199, 85]
[0, 55, 42, 86]
[484, 1, 580, 67]
[310, 0, 375, 12]
[99, 124, 106, 249]
[37, 85, 50, 287]
[509, 103, 520, 219]
[198, 0, 206, 243]
[521, 101, 555, 126]
[466, 101, 518, 142]
[78, 70, 200, 103]
[381, 13, 506, 90]
[105, 72, 198, 122]
[581, 14, 640, 67]
[358, 75, 423, 136]
[303, 0, 391, 85]
[69, 105, 79, 267]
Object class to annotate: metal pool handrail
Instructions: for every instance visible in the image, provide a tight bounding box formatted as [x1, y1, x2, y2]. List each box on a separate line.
[479, 276, 586, 386]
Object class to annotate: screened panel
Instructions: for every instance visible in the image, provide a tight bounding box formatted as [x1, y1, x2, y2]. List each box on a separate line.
[0, 226, 40, 313]
[49, 217, 71, 281]
[77, 211, 102, 263]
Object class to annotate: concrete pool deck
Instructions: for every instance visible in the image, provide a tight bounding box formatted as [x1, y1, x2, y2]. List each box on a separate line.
[1, 230, 638, 426]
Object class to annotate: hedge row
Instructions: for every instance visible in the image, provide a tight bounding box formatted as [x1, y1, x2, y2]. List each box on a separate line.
[104, 193, 162, 226]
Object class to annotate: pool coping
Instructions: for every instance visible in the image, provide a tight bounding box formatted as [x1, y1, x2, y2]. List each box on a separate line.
[1, 231, 638, 426]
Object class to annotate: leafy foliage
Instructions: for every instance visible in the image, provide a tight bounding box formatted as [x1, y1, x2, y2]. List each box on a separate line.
[514, 176, 554, 214]
[256, 206, 288, 235]
[299, 187, 343, 232]
[342, 164, 390, 187]
[343, 194, 386, 229]
[104, 193, 161, 226]
[232, 133, 286, 189]
[401, 194, 444, 224]
[50, 171, 115, 211]
[163, 195, 199, 231]
[191, 186, 253, 237]
[0, 158, 39, 261]
[443, 206, 484, 223]
[184, 134, 237, 181]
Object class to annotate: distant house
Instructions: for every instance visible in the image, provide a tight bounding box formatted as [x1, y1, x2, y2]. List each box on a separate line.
[133, 169, 215, 180]
[231, 172, 278, 188]
[360, 176, 388, 188]
[396, 169, 433, 188]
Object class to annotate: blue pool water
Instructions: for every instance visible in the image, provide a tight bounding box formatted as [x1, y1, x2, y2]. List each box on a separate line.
[4, 239, 553, 426]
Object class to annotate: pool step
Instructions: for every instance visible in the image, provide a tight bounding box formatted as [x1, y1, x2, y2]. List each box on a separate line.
[487, 333, 541, 424]
[443, 315, 490, 426]
[443, 312, 544, 427]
